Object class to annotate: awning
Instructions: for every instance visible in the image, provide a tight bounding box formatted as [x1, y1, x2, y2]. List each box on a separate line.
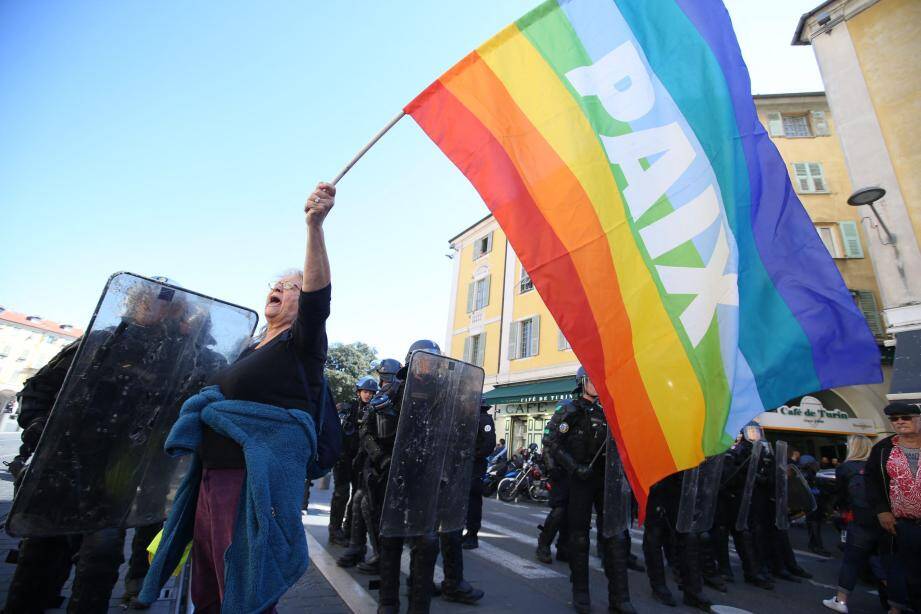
[483, 376, 577, 405]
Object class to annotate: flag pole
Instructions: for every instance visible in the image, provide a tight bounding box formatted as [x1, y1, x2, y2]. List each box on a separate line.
[330, 111, 406, 186]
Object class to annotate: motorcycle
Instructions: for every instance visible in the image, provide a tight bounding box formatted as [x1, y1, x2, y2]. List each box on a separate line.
[482, 457, 510, 498]
[497, 457, 550, 503]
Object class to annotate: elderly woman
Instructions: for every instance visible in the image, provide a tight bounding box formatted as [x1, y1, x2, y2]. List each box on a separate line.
[138, 183, 337, 613]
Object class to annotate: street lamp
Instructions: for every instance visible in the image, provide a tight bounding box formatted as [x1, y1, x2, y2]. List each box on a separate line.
[847, 186, 894, 244]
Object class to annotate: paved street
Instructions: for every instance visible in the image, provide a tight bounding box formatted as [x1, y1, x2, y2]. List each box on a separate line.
[0, 433, 886, 613]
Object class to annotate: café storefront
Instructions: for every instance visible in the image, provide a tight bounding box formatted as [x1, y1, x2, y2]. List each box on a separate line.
[485, 375, 890, 463]
[483, 376, 577, 455]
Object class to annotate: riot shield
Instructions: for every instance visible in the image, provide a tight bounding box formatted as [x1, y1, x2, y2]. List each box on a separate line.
[8, 273, 258, 537]
[601, 430, 632, 538]
[788, 464, 817, 516]
[380, 351, 484, 538]
[774, 441, 790, 530]
[734, 440, 765, 532]
[677, 454, 725, 534]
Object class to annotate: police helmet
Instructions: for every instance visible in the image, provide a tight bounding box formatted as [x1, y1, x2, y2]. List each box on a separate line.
[356, 376, 380, 393]
[405, 339, 441, 365]
[375, 358, 402, 383]
[741, 421, 763, 443]
[480, 395, 492, 410]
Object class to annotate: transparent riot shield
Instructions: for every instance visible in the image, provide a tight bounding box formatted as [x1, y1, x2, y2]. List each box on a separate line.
[734, 440, 765, 532]
[601, 431, 632, 538]
[677, 454, 726, 534]
[7, 272, 258, 537]
[774, 441, 791, 530]
[788, 464, 817, 516]
[380, 351, 484, 538]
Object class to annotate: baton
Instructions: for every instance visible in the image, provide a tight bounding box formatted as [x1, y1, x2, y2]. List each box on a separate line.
[587, 444, 605, 470]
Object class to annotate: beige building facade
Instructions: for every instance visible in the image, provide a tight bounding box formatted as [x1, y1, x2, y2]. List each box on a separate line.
[794, 0, 921, 405]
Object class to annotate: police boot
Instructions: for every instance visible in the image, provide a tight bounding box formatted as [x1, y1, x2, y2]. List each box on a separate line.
[377, 538, 402, 613]
[537, 506, 565, 563]
[569, 533, 592, 614]
[2, 536, 74, 614]
[643, 526, 676, 606]
[68, 528, 125, 614]
[357, 554, 380, 575]
[440, 532, 484, 604]
[699, 531, 727, 593]
[603, 537, 636, 614]
[679, 534, 711, 611]
[461, 532, 479, 550]
[407, 535, 439, 614]
[735, 531, 773, 590]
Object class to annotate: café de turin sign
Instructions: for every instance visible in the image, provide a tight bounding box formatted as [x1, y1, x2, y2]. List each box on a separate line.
[757, 396, 877, 436]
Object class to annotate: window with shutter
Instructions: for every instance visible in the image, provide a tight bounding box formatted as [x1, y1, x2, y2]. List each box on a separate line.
[475, 332, 486, 367]
[854, 290, 883, 337]
[816, 225, 841, 258]
[519, 267, 534, 293]
[766, 112, 783, 137]
[838, 221, 864, 258]
[808, 163, 827, 192]
[529, 316, 540, 357]
[473, 275, 491, 311]
[463, 336, 473, 363]
[810, 110, 830, 136]
[792, 162, 828, 193]
[558, 330, 572, 351]
[519, 319, 532, 358]
[472, 232, 494, 260]
[507, 321, 520, 360]
[782, 115, 811, 137]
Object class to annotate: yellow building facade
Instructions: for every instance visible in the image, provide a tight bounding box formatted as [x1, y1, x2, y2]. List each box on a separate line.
[446, 93, 891, 456]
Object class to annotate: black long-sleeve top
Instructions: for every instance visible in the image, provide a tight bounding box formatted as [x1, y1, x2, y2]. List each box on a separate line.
[200, 284, 330, 469]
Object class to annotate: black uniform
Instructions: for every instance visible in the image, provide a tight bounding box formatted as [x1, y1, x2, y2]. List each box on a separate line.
[3, 340, 132, 614]
[361, 374, 439, 613]
[716, 439, 774, 589]
[542, 397, 634, 614]
[463, 404, 496, 545]
[337, 400, 378, 570]
[330, 398, 365, 541]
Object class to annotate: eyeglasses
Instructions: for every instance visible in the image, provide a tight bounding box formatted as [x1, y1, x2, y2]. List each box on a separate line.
[268, 281, 301, 292]
[889, 415, 917, 422]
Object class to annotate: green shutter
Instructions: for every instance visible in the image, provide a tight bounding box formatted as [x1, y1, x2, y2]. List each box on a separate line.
[855, 291, 883, 337]
[811, 110, 830, 136]
[839, 221, 864, 258]
[463, 336, 472, 362]
[482, 275, 491, 309]
[508, 321, 519, 360]
[766, 112, 783, 137]
[485, 232, 494, 254]
[475, 332, 486, 367]
[466, 282, 475, 313]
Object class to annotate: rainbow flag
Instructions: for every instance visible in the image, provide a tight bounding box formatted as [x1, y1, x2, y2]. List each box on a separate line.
[406, 0, 882, 502]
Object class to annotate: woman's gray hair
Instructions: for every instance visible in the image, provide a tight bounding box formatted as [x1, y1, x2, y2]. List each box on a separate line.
[254, 268, 304, 341]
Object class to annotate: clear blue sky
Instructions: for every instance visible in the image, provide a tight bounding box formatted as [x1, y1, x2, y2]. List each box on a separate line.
[0, 0, 823, 361]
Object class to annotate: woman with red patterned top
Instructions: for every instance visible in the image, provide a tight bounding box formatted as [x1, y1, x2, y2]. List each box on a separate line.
[865, 402, 921, 614]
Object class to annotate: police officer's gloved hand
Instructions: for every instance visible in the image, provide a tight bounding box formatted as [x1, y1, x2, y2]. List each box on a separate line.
[574, 464, 593, 480]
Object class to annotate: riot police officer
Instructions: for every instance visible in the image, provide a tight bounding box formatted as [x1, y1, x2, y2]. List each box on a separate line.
[542, 367, 635, 614]
[718, 423, 774, 590]
[462, 397, 496, 550]
[338, 362, 400, 572]
[364, 341, 442, 613]
[329, 377, 379, 546]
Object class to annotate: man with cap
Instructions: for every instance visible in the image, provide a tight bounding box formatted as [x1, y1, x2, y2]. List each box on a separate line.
[863, 402, 921, 614]
[462, 396, 496, 550]
[329, 376, 379, 546]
